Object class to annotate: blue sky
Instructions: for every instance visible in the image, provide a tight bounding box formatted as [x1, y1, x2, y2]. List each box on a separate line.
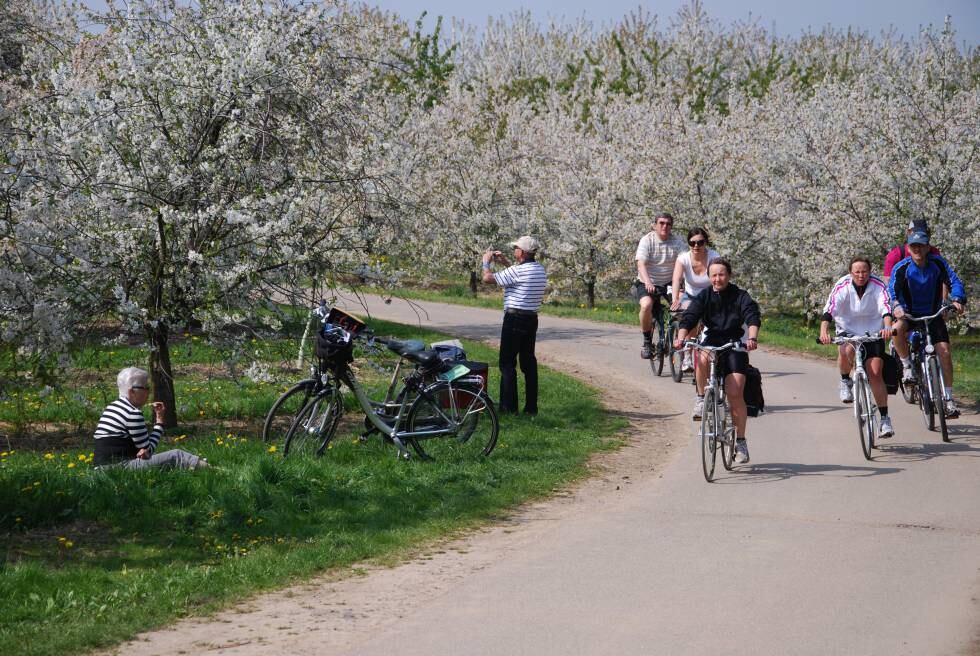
[374, 0, 980, 45]
[78, 1, 979, 45]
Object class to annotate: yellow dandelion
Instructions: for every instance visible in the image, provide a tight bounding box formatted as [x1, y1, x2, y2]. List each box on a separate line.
[67, 462, 76, 469]
[15, 517, 22, 523]
[44, 453, 54, 460]
[57, 536, 66, 542]
[77, 454, 86, 461]
[267, 445, 277, 453]
[64, 541, 74, 548]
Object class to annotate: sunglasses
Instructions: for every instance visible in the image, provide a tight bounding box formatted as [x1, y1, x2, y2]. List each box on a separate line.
[688, 239, 706, 247]
[131, 385, 150, 391]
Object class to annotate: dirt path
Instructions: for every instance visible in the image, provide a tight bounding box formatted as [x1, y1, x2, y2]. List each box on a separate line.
[109, 295, 980, 656]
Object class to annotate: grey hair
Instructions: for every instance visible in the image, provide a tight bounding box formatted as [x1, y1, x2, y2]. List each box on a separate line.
[117, 367, 150, 396]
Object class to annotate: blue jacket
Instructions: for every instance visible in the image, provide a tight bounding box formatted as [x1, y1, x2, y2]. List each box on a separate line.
[888, 253, 966, 317]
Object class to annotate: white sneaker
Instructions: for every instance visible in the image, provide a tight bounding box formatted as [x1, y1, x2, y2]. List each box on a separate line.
[682, 353, 694, 372]
[692, 397, 704, 421]
[734, 440, 750, 464]
[901, 364, 915, 384]
[945, 400, 960, 419]
[879, 416, 894, 439]
[839, 379, 854, 403]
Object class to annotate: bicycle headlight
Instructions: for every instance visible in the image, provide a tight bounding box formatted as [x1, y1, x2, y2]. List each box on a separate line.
[925, 344, 935, 354]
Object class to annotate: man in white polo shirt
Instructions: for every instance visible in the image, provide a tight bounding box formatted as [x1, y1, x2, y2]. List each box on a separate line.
[635, 212, 687, 359]
[482, 236, 548, 415]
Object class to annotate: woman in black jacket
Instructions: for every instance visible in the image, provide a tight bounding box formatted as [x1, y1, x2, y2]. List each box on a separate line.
[674, 258, 761, 464]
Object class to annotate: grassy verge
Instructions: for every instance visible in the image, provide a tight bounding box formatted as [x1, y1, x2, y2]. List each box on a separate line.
[381, 285, 980, 404]
[0, 319, 625, 656]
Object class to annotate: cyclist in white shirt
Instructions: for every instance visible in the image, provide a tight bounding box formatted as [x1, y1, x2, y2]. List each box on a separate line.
[670, 227, 720, 371]
[634, 213, 687, 359]
[818, 257, 896, 438]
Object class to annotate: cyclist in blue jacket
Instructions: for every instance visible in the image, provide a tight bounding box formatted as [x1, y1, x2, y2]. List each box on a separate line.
[889, 229, 966, 418]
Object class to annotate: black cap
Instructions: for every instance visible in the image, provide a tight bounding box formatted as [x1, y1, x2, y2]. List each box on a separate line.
[908, 230, 930, 245]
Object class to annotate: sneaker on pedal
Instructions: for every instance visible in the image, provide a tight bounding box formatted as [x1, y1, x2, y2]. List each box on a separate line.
[879, 416, 894, 439]
[734, 440, 750, 464]
[640, 342, 652, 359]
[839, 379, 854, 403]
[682, 353, 694, 372]
[945, 400, 960, 419]
[691, 397, 704, 421]
[901, 364, 915, 384]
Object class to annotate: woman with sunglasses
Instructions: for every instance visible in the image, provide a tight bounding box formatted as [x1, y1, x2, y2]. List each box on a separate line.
[93, 367, 209, 469]
[670, 228, 720, 371]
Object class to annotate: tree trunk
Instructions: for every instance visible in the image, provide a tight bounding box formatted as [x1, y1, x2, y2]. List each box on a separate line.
[469, 269, 478, 297]
[148, 322, 178, 428]
[586, 278, 596, 310]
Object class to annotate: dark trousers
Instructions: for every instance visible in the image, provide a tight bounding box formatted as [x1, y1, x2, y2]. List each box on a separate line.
[499, 312, 538, 414]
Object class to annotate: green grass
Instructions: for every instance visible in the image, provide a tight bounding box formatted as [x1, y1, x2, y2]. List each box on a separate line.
[0, 320, 625, 656]
[383, 285, 980, 405]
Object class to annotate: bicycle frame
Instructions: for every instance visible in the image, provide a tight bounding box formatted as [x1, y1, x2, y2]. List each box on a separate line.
[828, 334, 881, 459]
[332, 350, 487, 458]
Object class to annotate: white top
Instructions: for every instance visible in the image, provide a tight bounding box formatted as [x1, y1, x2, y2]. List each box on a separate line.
[494, 261, 547, 311]
[636, 233, 687, 285]
[822, 274, 891, 336]
[677, 249, 721, 297]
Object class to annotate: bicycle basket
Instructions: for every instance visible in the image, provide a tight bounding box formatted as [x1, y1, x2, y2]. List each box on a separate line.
[316, 332, 354, 365]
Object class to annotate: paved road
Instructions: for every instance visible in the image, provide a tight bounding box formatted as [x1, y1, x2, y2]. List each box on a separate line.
[333, 294, 980, 656]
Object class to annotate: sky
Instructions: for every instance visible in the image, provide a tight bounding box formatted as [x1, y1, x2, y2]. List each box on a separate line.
[373, 0, 980, 46]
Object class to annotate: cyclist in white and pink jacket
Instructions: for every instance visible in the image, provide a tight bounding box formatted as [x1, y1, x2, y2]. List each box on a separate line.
[819, 257, 895, 437]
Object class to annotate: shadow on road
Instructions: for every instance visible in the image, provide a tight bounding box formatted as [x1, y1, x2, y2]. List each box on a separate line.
[764, 404, 848, 414]
[760, 371, 803, 379]
[608, 409, 681, 423]
[873, 436, 980, 462]
[713, 461, 903, 484]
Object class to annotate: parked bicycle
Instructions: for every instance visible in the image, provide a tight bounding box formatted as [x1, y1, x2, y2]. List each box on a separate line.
[685, 339, 743, 482]
[895, 304, 955, 443]
[818, 334, 882, 460]
[265, 307, 499, 461]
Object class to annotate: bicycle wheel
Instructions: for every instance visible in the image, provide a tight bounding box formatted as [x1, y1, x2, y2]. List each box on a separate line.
[650, 314, 666, 377]
[854, 377, 875, 460]
[918, 361, 935, 431]
[701, 389, 718, 482]
[407, 384, 499, 461]
[892, 345, 915, 404]
[668, 322, 684, 383]
[283, 387, 343, 457]
[262, 380, 315, 443]
[928, 358, 949, 443]
[720, 399, 736, 471]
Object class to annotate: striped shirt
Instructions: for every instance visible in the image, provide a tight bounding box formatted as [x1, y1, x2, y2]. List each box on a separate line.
[93, 397, 162, 465]
[823, 274, 891, 336]
[494, 261, 547, 312]
[636, 232, 687, 285]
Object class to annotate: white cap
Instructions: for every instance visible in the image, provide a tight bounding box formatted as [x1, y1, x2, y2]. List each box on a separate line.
[509, 236, 541, 253]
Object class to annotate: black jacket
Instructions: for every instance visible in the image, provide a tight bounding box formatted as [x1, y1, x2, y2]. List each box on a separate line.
[680, 283, 761, 344]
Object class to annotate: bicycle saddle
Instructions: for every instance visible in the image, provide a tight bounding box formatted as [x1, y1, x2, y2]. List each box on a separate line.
[384, 338, 426, 356]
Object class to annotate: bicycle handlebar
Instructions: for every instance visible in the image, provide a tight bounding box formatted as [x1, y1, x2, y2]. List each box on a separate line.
[903, 302, 955, 323]
[683, 339, 746, 353]
[815, 334, 885, 346]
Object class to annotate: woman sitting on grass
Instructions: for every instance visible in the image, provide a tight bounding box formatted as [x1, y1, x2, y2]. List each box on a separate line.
[93, 367, 208, 470]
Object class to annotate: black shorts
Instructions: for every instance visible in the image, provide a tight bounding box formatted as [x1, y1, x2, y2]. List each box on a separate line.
[632, 281, 670, 305]
[700, 339, 750, 378]
[843, 338, 886, 360]
[902, 316, 950, 346]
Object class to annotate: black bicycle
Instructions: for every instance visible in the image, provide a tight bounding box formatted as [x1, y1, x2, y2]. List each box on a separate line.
[648, 291, 681, 379]
[266, 307, 498, 461]
[897, 304, 955, 443]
